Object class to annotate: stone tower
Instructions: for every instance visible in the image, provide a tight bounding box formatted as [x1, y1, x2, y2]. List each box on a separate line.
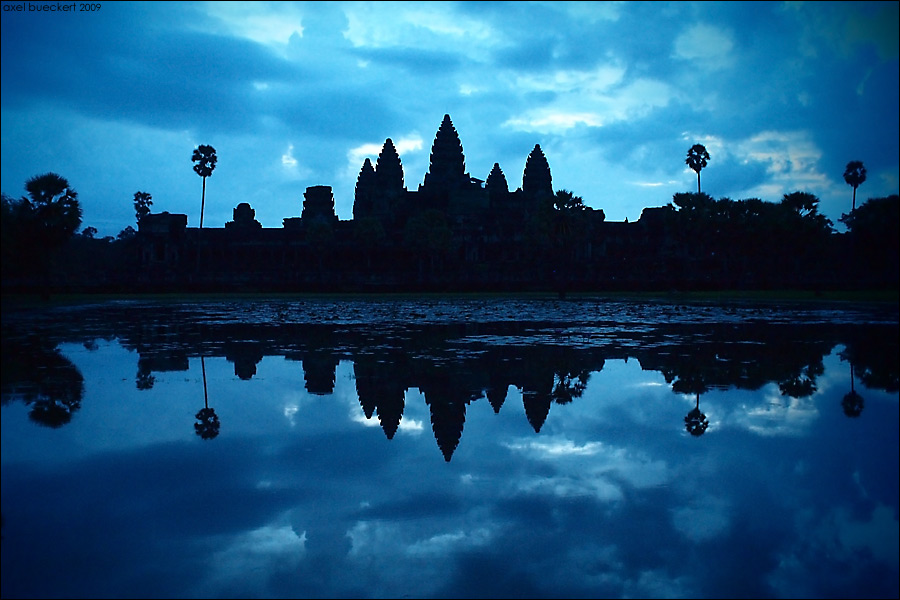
[353, 158, 377, 221]
[375, 138, 405, 196]
[522, 144, 553, 200]
[485, 162, 509, 197]
[422, 114, 469, 192]
[301, 185, 338, 223]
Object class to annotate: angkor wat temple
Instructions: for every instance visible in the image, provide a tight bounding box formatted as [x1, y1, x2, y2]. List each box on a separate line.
[133, 114, 883, 293]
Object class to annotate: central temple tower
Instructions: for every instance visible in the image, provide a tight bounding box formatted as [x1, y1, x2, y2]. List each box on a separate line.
[422, 114, 470, 192]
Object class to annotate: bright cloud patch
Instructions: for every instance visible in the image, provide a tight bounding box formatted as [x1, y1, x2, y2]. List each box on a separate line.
[345, 2, 496, 52]
[204, 2, 305, 46]
[733, 130, 830, 197]
[732, 387, 821, 437]
[506, 436, 671, 499]
[504, 75, 672, 133]
[674, 23, 735, 69]
[514, 65, 626, 94]
[281, 144, 298, 167]
[505, 110, 605, 131]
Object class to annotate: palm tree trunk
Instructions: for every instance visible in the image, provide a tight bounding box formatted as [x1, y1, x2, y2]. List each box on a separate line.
[201, 355, 209, 409]
[697, 172, 701, 194]
[852, 186, 857, 211]
[200, 177, 207, 229]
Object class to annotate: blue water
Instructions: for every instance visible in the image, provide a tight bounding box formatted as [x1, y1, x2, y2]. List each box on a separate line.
[2, 297, 898, 599]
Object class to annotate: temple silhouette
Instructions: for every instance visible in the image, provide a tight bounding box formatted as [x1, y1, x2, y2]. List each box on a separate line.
[133, 113, 883, 293]
[139, 114, 582, 292]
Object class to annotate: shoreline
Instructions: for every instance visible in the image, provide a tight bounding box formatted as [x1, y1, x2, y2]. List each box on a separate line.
[3, 288, 897, 312]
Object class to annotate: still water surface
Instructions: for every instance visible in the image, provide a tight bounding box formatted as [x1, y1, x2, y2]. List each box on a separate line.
[2, 297, 898, 599]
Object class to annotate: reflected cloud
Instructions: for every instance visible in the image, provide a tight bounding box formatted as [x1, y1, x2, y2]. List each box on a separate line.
[282, 402, 299, 426]
[406, 528, 493, 557]
[507, 438, 604, 456]
[671, 498, 732, 543]
[507, 436, 671, 499]
[197, 522, 306, 597]
[737, 388, 821, 437]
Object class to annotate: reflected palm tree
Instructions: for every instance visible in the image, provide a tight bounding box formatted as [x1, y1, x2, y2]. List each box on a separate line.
[1, 341, 85, 428]
[194, 356, 220, 440]
[136, 357, 155, 391]
[842, 363, 864, 418]
[550, 369, 590, 405]
[778, 361, 823, 399]
[684, 392, 709, 437]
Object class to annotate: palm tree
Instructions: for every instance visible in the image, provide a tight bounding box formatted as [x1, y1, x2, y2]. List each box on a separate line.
[191, 145, 217, 229]
[194, 356, 220, 440]
[133, 191, 153, 227]
[685, 144, 710, 194]
[684, 392, 709, 437]
[841, 363, 864, 417]
[843, 160, 866, 212]
[24, 172, 82, 246]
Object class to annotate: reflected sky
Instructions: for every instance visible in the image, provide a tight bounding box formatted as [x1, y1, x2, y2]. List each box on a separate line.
[2, 298, 898, 599]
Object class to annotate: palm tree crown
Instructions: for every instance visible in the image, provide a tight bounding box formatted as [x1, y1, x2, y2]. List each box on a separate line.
[191, 145, 217, 228]
[843, 160, 866, 211]
[24, 172, 82, 244]
[192, 145, 217, 178]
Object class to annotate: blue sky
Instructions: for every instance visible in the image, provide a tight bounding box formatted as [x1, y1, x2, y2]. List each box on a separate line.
[2, 1, 898, 237]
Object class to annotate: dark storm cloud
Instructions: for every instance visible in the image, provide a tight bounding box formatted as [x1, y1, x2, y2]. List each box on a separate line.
[2, 18, 298, 134]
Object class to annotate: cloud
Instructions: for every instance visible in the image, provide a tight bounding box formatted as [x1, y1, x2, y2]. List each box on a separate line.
[505, 435, 671, 499]
[673, 23, 735, 70]
[503, 73, 673, 134]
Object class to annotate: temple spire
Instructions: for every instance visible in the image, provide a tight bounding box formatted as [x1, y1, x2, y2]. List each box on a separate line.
[353, 157, 377, 220]
[522, 144, 552, 199]
[375, 138, 405, 195]
[486, 163, 509, 195]
[423, 114, 469, 191]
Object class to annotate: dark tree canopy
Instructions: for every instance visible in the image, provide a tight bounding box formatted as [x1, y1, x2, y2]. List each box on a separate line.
[23, 172, 83, 245]
[133, 191, 153, 226]
[840, 194, 899, 238]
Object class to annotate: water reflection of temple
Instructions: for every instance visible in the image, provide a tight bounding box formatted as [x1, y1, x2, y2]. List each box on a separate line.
[4, 319, 897, 460]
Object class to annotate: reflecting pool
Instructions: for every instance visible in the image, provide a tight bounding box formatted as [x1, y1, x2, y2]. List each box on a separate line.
[2, 296, 898, 599]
